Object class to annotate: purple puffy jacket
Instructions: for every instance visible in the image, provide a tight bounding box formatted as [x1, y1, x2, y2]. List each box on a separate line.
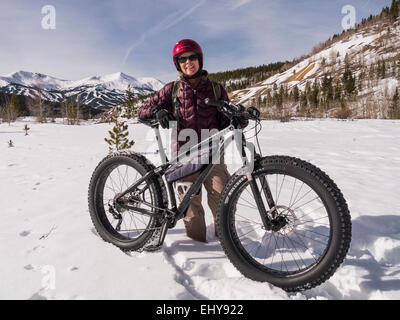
[138, 70, 247, 153]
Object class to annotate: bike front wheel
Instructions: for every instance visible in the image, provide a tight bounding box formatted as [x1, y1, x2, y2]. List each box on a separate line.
[216, 156, 351, 292]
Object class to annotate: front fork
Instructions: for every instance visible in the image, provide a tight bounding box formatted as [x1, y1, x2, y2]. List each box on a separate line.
[247, 173, 278, 231]
[236, 133, 277, 231]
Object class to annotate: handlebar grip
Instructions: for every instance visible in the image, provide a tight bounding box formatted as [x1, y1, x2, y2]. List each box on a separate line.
[204, 98, 226, 108]
[246, 106, 260, 120]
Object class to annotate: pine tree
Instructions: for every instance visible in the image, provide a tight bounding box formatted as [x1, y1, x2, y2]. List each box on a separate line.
[380, 59, 386, 79]
[390, 0, 399, 21]
[310, 79, 320, 108]
[333, 79, 343, 105]
[342, 64, 356, 96]
[256, 95, 262, 108]
[23, 124, 30, 136]
[389, 87, 399, 119]
[292, 85, 299, 102]
[122, 84, 137, 119]
[322, 75, 333, 105]
[10, 93, 21, 117]
[104, 107, 135, 153]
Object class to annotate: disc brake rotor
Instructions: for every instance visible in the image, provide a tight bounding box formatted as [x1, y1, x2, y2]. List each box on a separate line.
[267, 205, 298, 236]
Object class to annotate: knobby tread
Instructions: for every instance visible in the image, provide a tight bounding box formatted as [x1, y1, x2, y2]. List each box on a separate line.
[88, 151, 167, 252]
[216, 155, 352, 292]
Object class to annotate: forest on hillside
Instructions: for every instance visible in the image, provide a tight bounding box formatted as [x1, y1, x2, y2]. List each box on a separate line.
[231, 0, 400, 120]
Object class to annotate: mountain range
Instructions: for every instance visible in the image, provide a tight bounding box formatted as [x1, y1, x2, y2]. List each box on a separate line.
[0, 71, 164, 110]
[226, 12, 400, 119]
[1, 3, 399, 119]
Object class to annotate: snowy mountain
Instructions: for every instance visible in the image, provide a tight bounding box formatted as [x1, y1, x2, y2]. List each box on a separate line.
[229, 16, 400, 119]
[0, 71, 164, 110]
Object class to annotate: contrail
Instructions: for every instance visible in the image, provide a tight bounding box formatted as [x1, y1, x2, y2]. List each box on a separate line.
[122, 0, 206, 66]
[231, 0, 252, 10]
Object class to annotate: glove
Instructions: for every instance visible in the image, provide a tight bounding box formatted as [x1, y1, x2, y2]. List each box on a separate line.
[151, 106, 176, 129]
[246, 106, 260, 120]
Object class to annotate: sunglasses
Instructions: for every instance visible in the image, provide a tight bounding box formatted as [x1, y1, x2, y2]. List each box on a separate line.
[177, 54, 199, 64]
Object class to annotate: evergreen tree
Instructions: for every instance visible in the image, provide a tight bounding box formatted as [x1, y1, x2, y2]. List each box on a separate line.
[390, 0, 399, 21]
[310, 79, 320, 108]
[104, 107, 135, 153]
[266, 91, 272, 107]
[389, 87, 399, 119]
[292, 85, 300, 102]
[322, 75, 333, 104]
[23, 124, 30, 136]
[256, 95, 262, 108]
[379, 59, 386, 79]
[342, 64, 356, 96]
[122, 84, 137, 119]
[10, 93, 21, 117]
[334, 79, 342, 102]
[299, 91, 308, 115]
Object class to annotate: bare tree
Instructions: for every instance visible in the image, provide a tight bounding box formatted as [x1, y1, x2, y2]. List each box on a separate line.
[28, 84, 47, 123]
[75, 96, 81, 125]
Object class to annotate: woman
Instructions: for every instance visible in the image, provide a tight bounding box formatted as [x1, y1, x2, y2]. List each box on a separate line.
[139, 39, 246, 243]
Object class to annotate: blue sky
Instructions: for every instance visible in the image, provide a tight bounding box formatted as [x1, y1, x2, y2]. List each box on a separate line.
[0, 0, 392, 82]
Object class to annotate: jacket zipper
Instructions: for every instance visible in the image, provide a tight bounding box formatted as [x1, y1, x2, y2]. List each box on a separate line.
[193, 89, 198, 135]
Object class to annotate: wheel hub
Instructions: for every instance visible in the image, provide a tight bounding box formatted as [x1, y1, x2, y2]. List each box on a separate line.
[267, 205, 297, 235]
[113, 191, 141, 212]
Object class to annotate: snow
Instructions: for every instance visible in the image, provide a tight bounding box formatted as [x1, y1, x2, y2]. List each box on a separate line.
[0, 70, 164, 92]
[0, 71, 68, 90]
[1, 118, 400, 300]
[231, 21, 400, 107]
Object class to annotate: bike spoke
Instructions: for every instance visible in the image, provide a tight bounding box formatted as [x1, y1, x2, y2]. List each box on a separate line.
[100, 163, 155, 241]
[236, 214, 264, 226]
[232, 172, 332, 275]
[276, 174, 286, 205]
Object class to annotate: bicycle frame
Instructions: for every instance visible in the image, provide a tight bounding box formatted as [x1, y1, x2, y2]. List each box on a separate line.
[116, 118, 276, 230]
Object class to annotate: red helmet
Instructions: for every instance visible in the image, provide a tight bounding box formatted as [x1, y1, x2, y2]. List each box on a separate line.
[172, 39, 203, 72]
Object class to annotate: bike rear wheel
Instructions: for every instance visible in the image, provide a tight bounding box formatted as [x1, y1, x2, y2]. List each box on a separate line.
[216, 156, 351, 292]
[88, 152, 164, 251]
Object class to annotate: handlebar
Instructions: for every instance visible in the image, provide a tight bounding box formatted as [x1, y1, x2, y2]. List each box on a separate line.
[138, 117, 159, 128]
[140, 99, 260, 128]
[204, 98, 259, 120]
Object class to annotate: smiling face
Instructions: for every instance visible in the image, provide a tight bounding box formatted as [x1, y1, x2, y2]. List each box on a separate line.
[178, 51, 200, 77]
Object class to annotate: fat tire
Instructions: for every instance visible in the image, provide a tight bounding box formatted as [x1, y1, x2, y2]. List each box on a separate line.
[88, 151, 165, 252]
[216, 155, 352, 292]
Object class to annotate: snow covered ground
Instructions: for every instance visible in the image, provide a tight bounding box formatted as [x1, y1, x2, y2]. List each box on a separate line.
[1, 118, 399, 300]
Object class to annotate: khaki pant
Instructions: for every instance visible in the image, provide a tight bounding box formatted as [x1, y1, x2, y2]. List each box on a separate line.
[176, 164, 230, 242]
